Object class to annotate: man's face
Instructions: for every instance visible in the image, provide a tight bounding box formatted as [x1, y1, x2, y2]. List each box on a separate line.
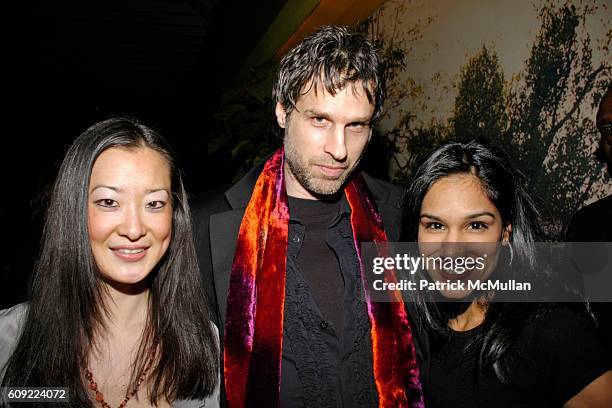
[276, 81, 375, 199]
[595, 89, 612, 171]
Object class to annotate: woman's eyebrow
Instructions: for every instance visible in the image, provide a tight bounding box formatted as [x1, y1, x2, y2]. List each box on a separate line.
[420, 211, 496, 221]
[420, 213, 442, 221]
[464, 211, 496, 219]
[90, 186, 169, 195]
[90, 185, 121, 193]
[145, 188, 170, 194]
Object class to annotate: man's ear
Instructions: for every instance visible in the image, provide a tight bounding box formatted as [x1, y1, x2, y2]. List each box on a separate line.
[502, 223, 513, 243]
[275, 102, 287, 128]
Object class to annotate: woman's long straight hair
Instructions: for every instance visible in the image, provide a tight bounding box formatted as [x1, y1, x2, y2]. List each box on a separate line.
[2, 117, 218, 405]
[402, 139, 589, 382]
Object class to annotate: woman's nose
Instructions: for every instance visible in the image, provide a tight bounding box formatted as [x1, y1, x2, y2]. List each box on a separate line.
[117, 205, 146, 241]
[440, 230, 465, 256]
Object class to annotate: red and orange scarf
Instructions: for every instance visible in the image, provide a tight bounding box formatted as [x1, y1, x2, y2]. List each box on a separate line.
[224, 149, 424, 407]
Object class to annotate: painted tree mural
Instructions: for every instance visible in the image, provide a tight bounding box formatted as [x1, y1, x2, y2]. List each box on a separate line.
[206, 0, 610, 239]
[505, 0, 610, 237]
[367, 0, 611, 239]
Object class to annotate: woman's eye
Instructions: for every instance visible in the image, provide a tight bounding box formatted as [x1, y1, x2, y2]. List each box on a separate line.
[146, 200, 167, 209]
[468, 221, 488, 230]
[426, 222, 444, 230]
[95, 199, 117, 208]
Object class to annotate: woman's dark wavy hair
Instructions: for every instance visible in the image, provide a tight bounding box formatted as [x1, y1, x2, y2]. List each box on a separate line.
[404, 139, 541, 253]
[402, 139, 583, 382]
[2, 117, 218, 405]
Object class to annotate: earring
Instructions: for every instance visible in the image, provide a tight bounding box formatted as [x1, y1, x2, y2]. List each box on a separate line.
[505, 241, 514, 266]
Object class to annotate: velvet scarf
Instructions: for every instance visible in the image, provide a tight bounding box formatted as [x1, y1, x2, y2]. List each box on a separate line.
[224, 149, 424, 408]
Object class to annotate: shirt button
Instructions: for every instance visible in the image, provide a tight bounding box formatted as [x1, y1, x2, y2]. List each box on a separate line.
[319, 320, 328, 330]
[292, 236, 301, 243]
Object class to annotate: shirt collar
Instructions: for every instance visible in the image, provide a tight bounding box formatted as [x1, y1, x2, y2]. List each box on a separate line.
[288, 194, 351, 227]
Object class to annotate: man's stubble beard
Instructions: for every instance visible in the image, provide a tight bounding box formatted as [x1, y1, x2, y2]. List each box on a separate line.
[283, 126, 369, 197]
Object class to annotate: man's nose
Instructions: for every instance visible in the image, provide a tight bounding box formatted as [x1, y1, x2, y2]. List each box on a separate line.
[323, 126, 348, 161]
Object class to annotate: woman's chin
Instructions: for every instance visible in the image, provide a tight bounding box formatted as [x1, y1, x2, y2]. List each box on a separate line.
[102, 275, 149, 294]
[438, 289, 475, 300]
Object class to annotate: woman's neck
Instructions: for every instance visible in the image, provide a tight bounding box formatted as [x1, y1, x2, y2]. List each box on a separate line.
[101, 281, 150, 333]
[448, 299, 487, 331]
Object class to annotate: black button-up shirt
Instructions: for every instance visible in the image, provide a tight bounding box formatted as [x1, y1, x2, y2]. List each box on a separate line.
[280, 197, 378, 408]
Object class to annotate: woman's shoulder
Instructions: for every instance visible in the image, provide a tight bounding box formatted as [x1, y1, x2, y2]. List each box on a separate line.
[173, 320, 220, 408]
[0, 302, 29, 376]
[518, 304, 602, 354]
[0, 302, 28, 317]
[0, 302, 28, 341]
[527, 304, 597, 339]
[518, 303, 611, 404]
[210, 321, 219, 342]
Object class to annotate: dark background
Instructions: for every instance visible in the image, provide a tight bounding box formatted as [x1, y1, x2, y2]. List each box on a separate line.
[2, 0, 608, 310]
[1, 0, 291, 308]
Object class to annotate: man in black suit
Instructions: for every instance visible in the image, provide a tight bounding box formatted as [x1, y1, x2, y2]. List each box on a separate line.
[567, 85, 612, 349]
[567, 85, 612, 242]
[192, 26, 422, 407]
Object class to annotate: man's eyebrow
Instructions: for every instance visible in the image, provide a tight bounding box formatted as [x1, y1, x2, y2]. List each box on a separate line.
[302, 109, 371, 124]
[303, 109, 330, 117]
[349, 118, 372, 125]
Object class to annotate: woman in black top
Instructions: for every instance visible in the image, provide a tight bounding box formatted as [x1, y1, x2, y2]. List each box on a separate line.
[402, 140, 612, 407]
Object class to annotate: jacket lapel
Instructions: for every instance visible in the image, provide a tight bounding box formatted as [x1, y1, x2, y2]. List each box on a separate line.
[209, 210, 244, 328]
[362, 172, 403, 241]
[209, 164, 264, 329]
[208, 166, 404, 330]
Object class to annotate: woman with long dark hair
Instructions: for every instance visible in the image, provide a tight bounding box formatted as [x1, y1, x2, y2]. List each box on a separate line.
[0, 118, 219, 407]
[403, 140, 612, 407]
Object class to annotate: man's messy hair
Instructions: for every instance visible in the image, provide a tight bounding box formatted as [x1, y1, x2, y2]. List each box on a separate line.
[273, 25, 385, 122]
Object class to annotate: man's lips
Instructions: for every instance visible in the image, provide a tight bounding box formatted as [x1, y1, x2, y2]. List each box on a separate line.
[315, 164, 348, 178]
[110, 245, 150, 262]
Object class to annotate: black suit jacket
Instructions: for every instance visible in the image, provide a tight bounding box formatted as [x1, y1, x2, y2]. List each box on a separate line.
[191, 164, 405, 334]
[190, 164, 422, 405]
[566, 195, 612, 242]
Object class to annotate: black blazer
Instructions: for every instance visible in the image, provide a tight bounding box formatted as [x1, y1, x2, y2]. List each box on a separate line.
[190, 164, 428, 406]
[190, 164, 405, 338]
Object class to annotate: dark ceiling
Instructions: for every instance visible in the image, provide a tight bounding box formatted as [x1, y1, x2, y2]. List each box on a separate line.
[17, 0, 286, 112]
[36, 1, 213, 95]
[7, 0, 289, 189]
[1, 0, 289, 307]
